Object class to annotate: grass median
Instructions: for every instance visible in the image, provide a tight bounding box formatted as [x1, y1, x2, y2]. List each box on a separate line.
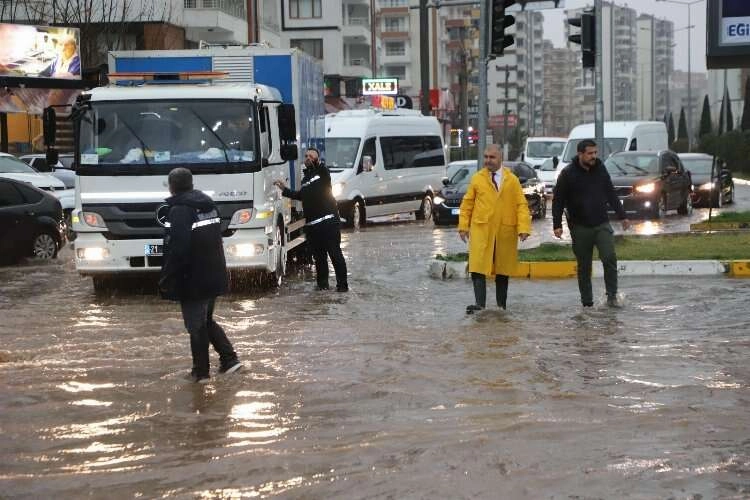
[436, 232, 750, 262]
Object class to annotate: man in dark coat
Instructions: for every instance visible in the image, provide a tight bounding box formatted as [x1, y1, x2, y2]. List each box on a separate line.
[274, 147, 349, 291]
[159, 167, 242, 383]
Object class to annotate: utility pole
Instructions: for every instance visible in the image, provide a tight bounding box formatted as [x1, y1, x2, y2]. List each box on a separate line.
[594, 0, 604, 149]
[477, 0, 489, 156]
[460, 50, 469, 160]
[420, 0, 431, 115]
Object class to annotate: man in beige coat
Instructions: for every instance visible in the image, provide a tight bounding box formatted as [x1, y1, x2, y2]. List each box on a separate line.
[458, 144, 531, 313]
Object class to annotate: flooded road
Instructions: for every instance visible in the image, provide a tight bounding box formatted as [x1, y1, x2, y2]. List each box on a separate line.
[2, 191, 750, 498]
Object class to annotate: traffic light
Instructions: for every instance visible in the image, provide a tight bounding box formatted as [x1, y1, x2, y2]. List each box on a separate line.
[490, 0, 516, 58]
[568, 10, 595, 68]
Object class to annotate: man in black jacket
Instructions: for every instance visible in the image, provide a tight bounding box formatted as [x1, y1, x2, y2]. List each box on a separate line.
[159, 167, 242, 383]
[274, 147, 348, 292]
[552, 140, 630, 307]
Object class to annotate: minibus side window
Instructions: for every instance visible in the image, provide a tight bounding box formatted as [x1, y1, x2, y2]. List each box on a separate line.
[359, 137, 376, 174]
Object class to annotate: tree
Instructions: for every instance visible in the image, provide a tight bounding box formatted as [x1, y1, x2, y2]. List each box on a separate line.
[718, 93, 726, 136]
[742, 76, 750, 131]
[667, 112, 675, 145]
[727, 91, 734, 132]
[699, 95, 712, 137]
[677, 107, 688, 140]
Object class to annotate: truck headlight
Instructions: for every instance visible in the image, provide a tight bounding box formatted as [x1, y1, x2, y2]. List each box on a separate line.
[230, 209, 253, 225]
[635, 183, 656, 194]
[433, 195, 445, 205]
[76, 247, 109, 260]
[227, 243, 265, 257]
[332, 182, 345, 198]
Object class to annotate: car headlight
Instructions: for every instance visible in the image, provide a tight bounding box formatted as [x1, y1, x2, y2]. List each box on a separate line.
[698, 182, 714, 191]
[332, 182, 345, 198]
[433, 195, 445, 205]
[635, 182, 656, 194]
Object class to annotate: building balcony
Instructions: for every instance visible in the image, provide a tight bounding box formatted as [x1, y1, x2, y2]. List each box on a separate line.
[379, 7, 409, 16]
[343, 17, 371, 43]
[183, 0, 248, 43]
[381, 31, 409, 40]
[343, 59, 373, 78]
[381, 52, 410, 64]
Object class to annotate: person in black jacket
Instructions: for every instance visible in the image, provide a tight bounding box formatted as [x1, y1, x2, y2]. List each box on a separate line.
[159, 168, 242, 383]
[274, 147, 348, 292]
[552, 139, 631, 307]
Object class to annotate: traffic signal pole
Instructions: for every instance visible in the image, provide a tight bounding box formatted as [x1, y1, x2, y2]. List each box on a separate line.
[420, 0, 431, 115]
[477, 0, 489, 157]
[594, 0, 604, 149]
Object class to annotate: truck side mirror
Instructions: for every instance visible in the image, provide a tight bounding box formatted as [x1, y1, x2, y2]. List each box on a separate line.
[362, 155, 373, 172]
[280, 144, 298, 161]
[277, 104, 297, 143]
[552, 156, 559, 168]
[43, 107, 56, 146]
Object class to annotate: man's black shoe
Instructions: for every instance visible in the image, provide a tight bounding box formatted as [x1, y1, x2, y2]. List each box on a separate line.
[582, 302, 594, 307]
[219, 360, 243, 374]
[316, 285, 330, 291]
[466, 304, 484, 314]
[336, 285, 349, 292]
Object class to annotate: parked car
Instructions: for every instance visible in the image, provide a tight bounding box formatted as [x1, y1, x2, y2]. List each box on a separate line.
[433, 160, 546, 225]
[1, 153, 75, 231]
[444, 159, 476, 184]
[678, 153, 735, 208]
[604, 151, 692, 219]
[19, 153, 76, 189]
[0, 177, 66, 263]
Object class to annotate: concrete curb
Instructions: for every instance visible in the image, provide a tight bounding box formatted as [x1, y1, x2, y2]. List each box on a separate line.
[429, 259, 750, 279]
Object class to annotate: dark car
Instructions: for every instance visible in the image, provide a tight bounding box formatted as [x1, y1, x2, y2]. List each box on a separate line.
[433, 160, 546, 226]
[604, 151, 692, 219]
[679, 153, 735, 208]
[0, 177, 66, 264]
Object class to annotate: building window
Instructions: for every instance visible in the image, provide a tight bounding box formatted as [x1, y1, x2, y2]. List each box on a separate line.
[385, 41, 405, 56]
[384, 17, 406, 32]
[290, 39, 323, 59]
[384, 65, 406, 81]
[380, 0, 407, 7]
[289, 0, 321, 19]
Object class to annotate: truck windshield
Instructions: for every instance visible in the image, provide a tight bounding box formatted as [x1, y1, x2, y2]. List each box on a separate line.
[78, 100, 257, 167]
[324, 138, 361, 169]
[562, 138, 627, 163]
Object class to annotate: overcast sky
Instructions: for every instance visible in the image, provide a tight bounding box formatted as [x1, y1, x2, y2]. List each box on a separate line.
[541, 0, 708, 73]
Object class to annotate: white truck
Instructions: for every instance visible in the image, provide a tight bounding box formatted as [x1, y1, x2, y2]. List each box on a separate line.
[50, 46, 324, 290]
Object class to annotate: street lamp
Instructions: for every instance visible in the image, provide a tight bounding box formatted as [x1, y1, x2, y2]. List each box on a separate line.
[656, 0, 703, 151]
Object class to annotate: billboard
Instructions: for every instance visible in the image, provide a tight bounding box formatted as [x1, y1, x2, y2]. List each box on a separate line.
[362, 78, 398, 96]
[0, 23, 81, 80]
[707, 0, 750, 69]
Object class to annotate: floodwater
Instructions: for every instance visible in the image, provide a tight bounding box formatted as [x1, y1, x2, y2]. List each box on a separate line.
[2, 220, 750, 498]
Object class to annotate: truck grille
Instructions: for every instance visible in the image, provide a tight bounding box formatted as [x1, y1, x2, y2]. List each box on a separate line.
[615, 186, 633, 197]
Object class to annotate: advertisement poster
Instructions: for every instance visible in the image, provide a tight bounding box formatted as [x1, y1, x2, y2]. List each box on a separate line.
[721, 0, 750, 45]
[0, 23, 81, 79]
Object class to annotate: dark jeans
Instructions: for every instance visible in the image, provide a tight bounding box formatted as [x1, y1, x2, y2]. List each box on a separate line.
[305, 220, 348, 290]
[569, 222, 618, 306]
[471, 272, 509, 309]
[180, 297, 238, 377]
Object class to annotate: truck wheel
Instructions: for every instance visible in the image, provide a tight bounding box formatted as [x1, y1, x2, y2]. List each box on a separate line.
[416, 194, 433, 221]
[351, 200, 365, 230]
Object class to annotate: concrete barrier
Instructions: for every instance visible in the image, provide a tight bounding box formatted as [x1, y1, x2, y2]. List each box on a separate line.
[429, 259, 741, 279]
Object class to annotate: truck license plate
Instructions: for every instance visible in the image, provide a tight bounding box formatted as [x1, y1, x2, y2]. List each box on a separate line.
[451, 208, 460, 215]
[145, 244, 163, 256]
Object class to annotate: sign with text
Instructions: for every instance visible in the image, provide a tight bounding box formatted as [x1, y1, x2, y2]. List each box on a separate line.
[707, 0, 750, 68]
[0, 23, 81, 79]
[362, 78, 399, 96]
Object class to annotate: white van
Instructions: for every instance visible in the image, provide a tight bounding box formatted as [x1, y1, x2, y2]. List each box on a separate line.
[522, 136, 566, 168]
[559, 121, 668, 170]
[324, 109, 447, 228]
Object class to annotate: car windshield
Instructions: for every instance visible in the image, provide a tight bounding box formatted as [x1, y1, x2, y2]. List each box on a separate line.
[562, 138, 627, 162]
[58, 156, 74, 169]
[449, 166, 478, 186]
[324, 138, 361, 169]
[605, 154, 660, 176]
[78, 100, 257, 167]
[527, 141, 564, 158]
[511, 163, 537, 181]
[0, 155, 38, 174]
[681, 158, 714, 174]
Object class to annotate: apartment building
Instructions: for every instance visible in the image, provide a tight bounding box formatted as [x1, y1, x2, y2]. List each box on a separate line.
[636, 14, 674, 121]
[487, 10, 545, 137]
[542, 41, 578, 138]
[566, 2, 638, 122]
[443, 6, 480, 133]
